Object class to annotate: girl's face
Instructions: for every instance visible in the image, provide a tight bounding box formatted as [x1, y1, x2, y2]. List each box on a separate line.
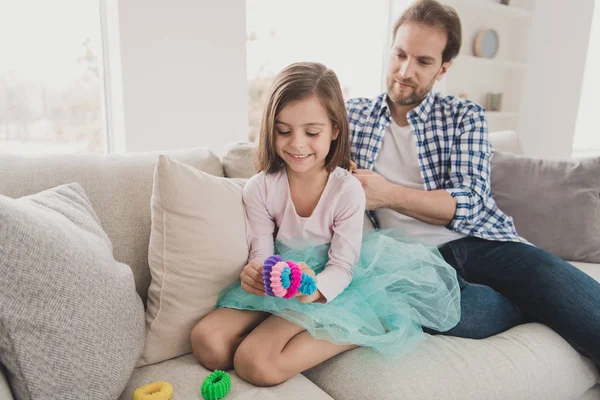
[274, 95, 338, 176]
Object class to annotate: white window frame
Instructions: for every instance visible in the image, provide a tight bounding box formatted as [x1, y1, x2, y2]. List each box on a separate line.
[99, 0, 126, 154]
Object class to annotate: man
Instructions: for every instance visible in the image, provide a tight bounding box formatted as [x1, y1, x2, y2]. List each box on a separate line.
[348, 0, 600, 365]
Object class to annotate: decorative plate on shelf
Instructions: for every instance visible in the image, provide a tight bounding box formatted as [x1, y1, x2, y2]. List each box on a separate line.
[474, 29, 499, 58]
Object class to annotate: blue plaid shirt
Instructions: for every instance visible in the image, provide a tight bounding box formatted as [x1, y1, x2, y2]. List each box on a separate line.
[347, 91, 525, 243]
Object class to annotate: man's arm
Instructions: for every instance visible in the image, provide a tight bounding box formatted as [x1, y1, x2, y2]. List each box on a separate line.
[353, 105, 491, 228]
[353, 170, 456, 226]
[442, 107, 492, 231]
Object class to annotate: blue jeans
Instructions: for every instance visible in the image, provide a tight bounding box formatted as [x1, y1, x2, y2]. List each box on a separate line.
[427, 236, 600, 366]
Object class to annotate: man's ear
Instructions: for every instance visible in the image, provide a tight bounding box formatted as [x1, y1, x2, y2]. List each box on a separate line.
[436, 60, 453, 81]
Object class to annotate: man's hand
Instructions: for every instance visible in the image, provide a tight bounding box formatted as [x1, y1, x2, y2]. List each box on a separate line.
[295, 262, 323, 304]
[348, 159, 358, 173]
[354, 169, 457, 226]
[240, 259, 266, 296]
[353, 169, 394, 210]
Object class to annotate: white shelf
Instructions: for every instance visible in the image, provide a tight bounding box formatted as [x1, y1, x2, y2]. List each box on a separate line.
[445, 0, 533, 19]
[433, 0, 535, 133]
[456, 55, 527, 69]
[486, 111, 519, 118]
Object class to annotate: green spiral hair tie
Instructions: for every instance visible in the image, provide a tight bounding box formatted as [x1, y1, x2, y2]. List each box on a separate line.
[201, 370, 231, 400]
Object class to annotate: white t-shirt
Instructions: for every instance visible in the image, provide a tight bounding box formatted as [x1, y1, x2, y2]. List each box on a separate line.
[372, 121, 466, 247]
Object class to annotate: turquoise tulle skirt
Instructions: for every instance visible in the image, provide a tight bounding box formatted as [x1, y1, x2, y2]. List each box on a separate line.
[217, 229, 461, 359]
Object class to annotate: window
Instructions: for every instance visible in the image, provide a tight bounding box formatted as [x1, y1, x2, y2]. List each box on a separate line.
[0, 1, 106, 154]
[246, 0, 388, 142]
[573, 1, 600, 157]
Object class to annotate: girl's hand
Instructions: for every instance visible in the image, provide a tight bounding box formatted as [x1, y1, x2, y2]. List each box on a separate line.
[240, 259, 266, 296]
[296, 262, 323, 304]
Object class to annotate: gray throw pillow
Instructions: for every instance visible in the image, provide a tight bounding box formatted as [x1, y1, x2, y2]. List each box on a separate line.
[0, 183, 145, 400]
[491, 151, 600, 263]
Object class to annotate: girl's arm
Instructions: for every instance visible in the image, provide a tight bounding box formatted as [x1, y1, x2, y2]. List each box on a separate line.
[316, 178, 366, 303]
[239, 176, 276, 296]
[243, 175, 276, 264]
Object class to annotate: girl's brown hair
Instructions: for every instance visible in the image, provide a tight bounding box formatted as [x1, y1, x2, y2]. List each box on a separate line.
[255, 62, 350, 173]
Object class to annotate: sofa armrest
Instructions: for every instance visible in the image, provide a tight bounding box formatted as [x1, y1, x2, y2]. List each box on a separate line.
[0, 367, 14, 400]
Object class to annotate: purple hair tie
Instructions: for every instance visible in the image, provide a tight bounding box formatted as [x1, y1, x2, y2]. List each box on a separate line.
[262, 255, 282, 296]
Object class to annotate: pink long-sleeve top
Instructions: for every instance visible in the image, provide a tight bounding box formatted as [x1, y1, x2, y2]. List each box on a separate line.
[243, 167, 366, 302]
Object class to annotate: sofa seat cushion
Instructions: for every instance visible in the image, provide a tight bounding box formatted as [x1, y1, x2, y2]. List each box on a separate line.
[579, 385, 600, 400]
[121, 354, 332, 400]
[0, 148, 223, 303]
[304, 323, 599, 400]
[0, 366, 12, 400]
[570, 261, 600, 283]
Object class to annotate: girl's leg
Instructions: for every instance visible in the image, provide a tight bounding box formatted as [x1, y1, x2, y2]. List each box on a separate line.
[190, 308, 269, 370]
[234, 315, 357, 387]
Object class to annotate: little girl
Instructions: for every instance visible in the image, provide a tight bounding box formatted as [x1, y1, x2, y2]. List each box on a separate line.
[191, 62, 461, 387]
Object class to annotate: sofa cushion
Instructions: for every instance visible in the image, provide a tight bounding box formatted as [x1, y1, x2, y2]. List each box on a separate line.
[491, 151, 600, 263]
[0, 148, 223, 303]
[122, 354, 332, 400]
[140, 156, 248, 366]
[304, 323, 599, 400]
[223, 141, 257, 179]
[0, 365, 12, 400]
[570, 261, 600, 284]
[0, 184, 145, 400]
[579, 385, 600, 400]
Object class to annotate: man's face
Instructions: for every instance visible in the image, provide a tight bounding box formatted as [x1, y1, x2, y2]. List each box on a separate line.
[387, 22, 452, 106]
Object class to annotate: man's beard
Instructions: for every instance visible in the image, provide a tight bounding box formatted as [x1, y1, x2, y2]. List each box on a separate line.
[387, 74, 437, 106]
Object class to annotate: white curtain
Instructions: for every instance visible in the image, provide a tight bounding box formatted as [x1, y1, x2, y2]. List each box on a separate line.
[574, 0, 600, 155]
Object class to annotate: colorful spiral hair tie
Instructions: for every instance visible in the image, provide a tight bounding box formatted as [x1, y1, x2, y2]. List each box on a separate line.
[262, 256, 318, 299]
[262, 255, 282, 296]
[299, 273, 317, 296]
[283, 261, 302, 299]
[201, 370, 231, 400]
[270, 262, 290, 297]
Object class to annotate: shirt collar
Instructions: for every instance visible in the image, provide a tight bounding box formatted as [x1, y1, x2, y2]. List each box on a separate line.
[410, 91, 436, 122]
[377, 93, 391, 118]
[380, 91, 436, 123]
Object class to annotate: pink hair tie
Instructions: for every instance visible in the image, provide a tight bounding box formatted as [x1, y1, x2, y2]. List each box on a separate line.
[283, 261, 302, 299]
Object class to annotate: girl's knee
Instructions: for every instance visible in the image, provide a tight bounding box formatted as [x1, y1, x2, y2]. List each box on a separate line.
[234, 342, 286, 387]
[190, 321, 234, 371]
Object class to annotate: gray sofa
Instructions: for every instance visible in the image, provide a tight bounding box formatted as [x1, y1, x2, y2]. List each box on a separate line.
[1, 131, 598, 400]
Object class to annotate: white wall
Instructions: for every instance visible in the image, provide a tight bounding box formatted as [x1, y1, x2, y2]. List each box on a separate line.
[518, 0, 595, 159]
[115, 0, 248, 154]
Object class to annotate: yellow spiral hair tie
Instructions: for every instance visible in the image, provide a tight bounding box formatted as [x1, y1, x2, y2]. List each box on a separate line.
[133, 381, 173, 400]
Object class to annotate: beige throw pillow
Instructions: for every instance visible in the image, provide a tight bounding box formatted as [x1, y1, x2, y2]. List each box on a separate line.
[222, 141, 257, 179]
[139, 155, 248, 366]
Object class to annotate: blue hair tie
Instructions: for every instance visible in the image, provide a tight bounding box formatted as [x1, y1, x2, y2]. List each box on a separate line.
[281, 266, 291, 289]
[299, 274, 317, 296]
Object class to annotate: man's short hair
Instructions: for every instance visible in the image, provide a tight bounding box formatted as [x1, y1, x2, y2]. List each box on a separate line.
[392, 0, 462, 63]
